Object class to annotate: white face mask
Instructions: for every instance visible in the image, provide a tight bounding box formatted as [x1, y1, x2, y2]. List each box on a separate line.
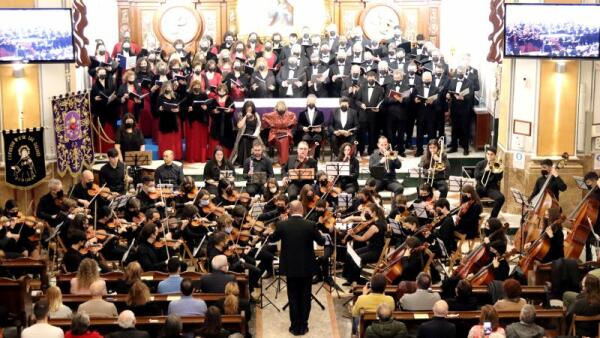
[200, 200, 209, 206]
[269, 187, 278, 194]
[225, 226, 233, 234]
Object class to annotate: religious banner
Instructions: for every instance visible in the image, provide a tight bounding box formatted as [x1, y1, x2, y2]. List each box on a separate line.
[51, 91, 95, 176]
[1, 128, 46, 188]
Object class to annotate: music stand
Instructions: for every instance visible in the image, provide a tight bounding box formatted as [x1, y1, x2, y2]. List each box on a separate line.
[220, 170, 235, 181]
[510, 188, 531, 257]
[388, 219, 403, 237]
[250, 203, 265, 219]
[288, 168, 315, 181]
[109, 195, 129, 210]
[337, 193, 352, 209]
[325, 162, 350, 178]
[249, 172, 267, 185]
[409, 167, 428, 186]
[574, 176, 589, 190]
[411, 202, 429, 219]
[125, 151, 152, 186]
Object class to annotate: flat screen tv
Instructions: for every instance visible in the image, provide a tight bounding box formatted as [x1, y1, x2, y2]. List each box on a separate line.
[504, 3, 600, 59]
[0, 8, 75, 63]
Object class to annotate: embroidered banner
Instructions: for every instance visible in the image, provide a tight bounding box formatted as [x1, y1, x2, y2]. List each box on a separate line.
[2, 128, 46, 188]
[52, 92, 94, 176]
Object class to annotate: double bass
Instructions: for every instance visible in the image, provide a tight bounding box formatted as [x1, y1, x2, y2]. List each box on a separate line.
[514, 152, 568, 249]
[564, 183, 600, 259]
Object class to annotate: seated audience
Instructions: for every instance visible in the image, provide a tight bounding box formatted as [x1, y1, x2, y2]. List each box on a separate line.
[158, 257, 183, 294]
[114, 261, 143, 294]
[193, 306, 231, 338]
[195, 255, 236, 293]
[566, 274, 600, 337]
[493, 279, 527, 312]
[168, 278, 208, 316]
[126, 280, 162, 316]
[77, 280, 118, 318]
[417, 300, 456, 338]
[64, 313, 102, 338]
[447, 279, 478, 311]
[70, 258, 107, 295]
[365, 303, 408, 338]
[399, 272, 441, 311]
[47, 286, 73, 319]
[352, 274, 396, 335]
[160, 314, 183, 338]
[468, 305, 505, 338]
[218, 281, 252, 323]
[106, 310, 150, 338]
[22, 299, 64, 338]
[505, 305, 545, 338]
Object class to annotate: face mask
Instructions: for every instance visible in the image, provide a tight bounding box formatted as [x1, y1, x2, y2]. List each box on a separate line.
[340, 104, 348, 111]
[457, 74, 464, 80]
[123, 44, 130, 51]
[125, 122, 134, 129]
[249, 38, 257, 44]
[86, 181, 94, 189]
[320, 180, 328, 186]
[303, 33, 309, 39]
[269, 187, 278, 194]
[200, 199, 210, 206]
[408, 70, 416, 76]
[208, 66, 216, 72]
[128, 79, 135, 84]
[236, 47, 244, 53]
[139, 66, 148, 72]
[234, 65, 241, 71]
[225, 226, 233, 234]
[98, 74, 106, 80]
[258, 65, 266, 71]
[193, 87, 201, 93]
[226, 187, 233, 193]
[172, 68, 180, 73]
[351, 73, 359, 78]
[274, 39, 281, 45]
[194, 70, 201, 75]
[461, 194, 471, 203]
[364, 212, 372, 220]
[432, 57, 439, 62]
[307, 103, 315, 109]
[98, 49, 105, 56]
[435, 72, 443, 77]
[423, 81, 431, 86]
[265, 45, 272, 51]
[337, 58, 345, 63]
[397, 206, 406, 213]
[277, 205, 286, 212]
[368, 79, 375, 86]
[541, 169, 549, 176]
[225, 39, 233, 45]
[201, 46, 209, 52]
[56, 190, 64, 198]
[329, 31, 336, 37]
[394, 33, 401, 39]
[389, 52, 396, 58]
[311, 60, 319, 66]
[398, 54, 405, 60]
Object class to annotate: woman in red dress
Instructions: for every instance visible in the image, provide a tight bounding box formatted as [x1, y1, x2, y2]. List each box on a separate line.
[184, 79, 212, 163]
[155, 82, 183, 159]
[208, 84, 235, 158]
[135, 58, 156, 138]
[204, 59, 223, 93]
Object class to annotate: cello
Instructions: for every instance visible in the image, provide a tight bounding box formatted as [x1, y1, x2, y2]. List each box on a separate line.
[452, 223, 509, 279]
[514, 152, 568, 249]
[468, 248, 518, 286]
[564, 184, 600, 259]
[517, 214, 566, 275]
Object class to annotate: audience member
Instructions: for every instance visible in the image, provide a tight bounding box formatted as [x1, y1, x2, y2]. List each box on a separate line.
[218, 281, 252, 323]
[64, 313, 102, 338]
[566, 274, 600, 337]
[47, 286, 73, 319]
[106, 310, 150, 338]
[365, 303, 408, 338]
[467, 305, 505, 338]
[493, 279, 527, 312]
[505, 305, 545, 338]
[416, 300, 456, 338]
[446, 279, 478, 311]
[70, 258, 107, 295]
[77, 280, 118, 318]
[352, 274, 396, 334]
[126, 280, 163, 316]
[193, 306, 231, 338]
[159, 314, 183, 338]
[158, 257, 183, 294]
[195, 255, 236, 293]
[399, 272, 441, 311]
[168, 278, 208, 316]
[114, 261, 144, 294]
[22, 300, 64, 338]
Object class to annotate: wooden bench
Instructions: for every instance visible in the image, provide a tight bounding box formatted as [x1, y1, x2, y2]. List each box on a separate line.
[534, 261, 600, 286]
[59, 293, 228, 312]
[0, 276, 32, 330]
[0, 257, 49, 290]
[352, 285, 549, 306]
[48, 314, 246, 336]
[56, 270, 250, 299]
[359, 309, 565, 338]
[568, 314, 600, 337]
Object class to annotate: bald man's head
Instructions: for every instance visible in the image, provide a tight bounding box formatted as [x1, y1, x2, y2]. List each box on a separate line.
[377, 303, 392, 321]
[432, 300, 448, 317]
[288, 200, 303, 216]
[117, 310, 136, 329]
[163, 150, 174, 164]
[82, 170, 94, 185]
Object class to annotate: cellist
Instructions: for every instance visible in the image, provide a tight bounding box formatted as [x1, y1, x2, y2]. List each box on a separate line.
[480, 218, 509, 281]
[455, 185, 483, 243]
[529, 159, 567, 203]
[525, 207, 564, 264]
[583, 171, 600, 260]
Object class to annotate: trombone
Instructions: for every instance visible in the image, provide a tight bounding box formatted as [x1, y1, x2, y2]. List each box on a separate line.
[384, 144, 398, 172]
[426, 137, 446, 185]
[481, 159, 503, 187]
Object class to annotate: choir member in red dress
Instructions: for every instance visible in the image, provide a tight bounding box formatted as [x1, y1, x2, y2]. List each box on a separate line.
[223, 58, 250, 102]
[135, 58, 156, 138]
[185, 80, 212, 163]
[117, 70, 144, 121]
[204, 59, 223, 93]
[155, 82, 183, 159]
[208, 84, 235, 158]
[262, 100, 297, 165]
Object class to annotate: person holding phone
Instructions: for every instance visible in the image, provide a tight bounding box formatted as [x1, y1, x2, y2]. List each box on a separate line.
[467, 305, 505, 338]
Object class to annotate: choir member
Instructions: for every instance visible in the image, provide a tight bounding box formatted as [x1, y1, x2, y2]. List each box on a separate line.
[329, 96, 359, 156]
[246, 32, 263, 54]
[262, 40, 278, 70]
[382, 70, 409, 156]
[337, 142, 360, 194]
[297, 95, 325, 158]
[447, 65, 474, 155]
[220, 31, 236, 51]
[242, 141, 275, 196]
[172, 39, 191, 67]
[111, 30, 141, 58]
[224, 58, 250, 101]
[367, 136, 404, 195]
[276, 55, 307, 98]
[135, 57, 156, 137]
[203, 147, 235, 196]
[232, 101, 261, 166]
[117, 70, 144, 120]
[90, 66, 118, 153]
[402, 62, 422, 151]
[329, 50, 349, 97]
[306, 53, 329, 98]
[204, 59, 222, 92]
[88, 40, 115, 78]
[475, 147, 505, 218]
[282, 141, 318, 200]
[114, 113, 145, 162]
[414, 72, 441, 154]
[208, 84, 235, 157]
[432, 64, 450, 140]
[155, 81, 183, 159]
[419, 139, 450, 198]
[250, 57, 277, 98]
[261, 100, 297, 165]
[184, 79, 212, 163]
[357, 71, 385, 154]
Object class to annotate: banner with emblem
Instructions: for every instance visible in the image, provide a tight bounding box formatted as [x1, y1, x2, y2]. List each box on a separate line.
[51, 91, 94, 176]
[2, 128, 46, 188]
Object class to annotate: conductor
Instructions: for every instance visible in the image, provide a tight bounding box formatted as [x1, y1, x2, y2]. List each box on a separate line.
[267, 200, 325, 335]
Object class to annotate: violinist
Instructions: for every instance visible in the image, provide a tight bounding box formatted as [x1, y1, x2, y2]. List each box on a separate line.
[94, 206, 127, 261]
[36, 178, 65, 227]
[258, 194, 289, 222]
[336, 142, 360, 194]
[341, 202, 387, 285]
[529, 159, 567, 202]
[203, 147, 235, 196]
[196, 189, 225, 221]
[261, 178, 282, 212]
[155, 150, 185, 186]
[410, 183, 436, 224]
[419, 139, 450, 198]
[216, 179, 239, 207]
[233, 206, 276, 279]
[475, 147, 505, 218]
[299, 184, 319, 215]
[455, 185, 482, 242]
[71, 170, 106, 208]
[63, 229, 94, 273]
[243, 141, 275, 196]
[99, 148, 131, 194]
[136, 223, 168, 272]
[180, 204, 209, 250]
[282, 141, 318, 200]
[388, 194, 408, 221]
[432, 198, 457, 256]
[0, 206, 27, 258]
[173, 176, 198, 212]
[343, 188, 377, 217]
[315, 171, 338, 208]
[480, 218, 509, 281]
[137, 176, 166, 213]
[312, 200, 337, 285]
[397, 237, 429, 283]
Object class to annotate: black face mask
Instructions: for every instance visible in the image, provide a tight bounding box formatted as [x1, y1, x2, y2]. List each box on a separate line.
[457, 74, 465, 80]
[307, 104, 315, 109]
[236, 47, 244, 53]
[98, 75, 106, 80]
[432, 57, 439, 62]
[277, 109, 286, 115]
[98, 50, 105, 56]
[274, 40, 281, 45]
[364, 212, 372, 220]
[125, 122, 134, 129]
[435, 72, 443, 77]
[172, 68, 181, 73]
[277, 205, 286, 212]
[423, 81, 431, 86]
[265, 46, 272, 51]
[408, 70, 415, 76]
[56, 190, 64, 199]
[208, 66, 216, 72]
[320, 180, 328, 186]
[337, 58, 345, 63]
[368, 80, 375, 86]
[194, 70, 201, 75]
[461, 194, 471, 203]
[127, 79, 135, 84]
[86, 181, 94, 189]
[541, 169, 549, 176]
[397, 206, 406, 213]
[340, 105, 348, 111]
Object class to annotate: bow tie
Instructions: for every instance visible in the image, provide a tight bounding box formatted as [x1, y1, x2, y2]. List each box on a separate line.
[395, 82, 401, 86]
[368, 85, 375, 88]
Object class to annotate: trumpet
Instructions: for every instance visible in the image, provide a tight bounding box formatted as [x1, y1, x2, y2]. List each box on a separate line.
[481, 160, 503, 187]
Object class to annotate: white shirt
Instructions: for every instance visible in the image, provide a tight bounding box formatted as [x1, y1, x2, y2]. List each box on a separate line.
[423, 85, 430, 98]
[435, 77, 441, 87]
[456, 80, 463, 92]
[22, 323, 64, 338]
[367, 86, 374, 103]
[340, 109, 348, 128]
[338, 63, 345, 76]
[286, 68, 295, 96]
[307, 108, 316, 125]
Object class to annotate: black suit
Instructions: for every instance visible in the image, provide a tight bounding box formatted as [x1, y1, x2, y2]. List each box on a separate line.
[297, 108, 326, 158]
[306, 63, 330, 97]
[136, 241, 167, 272]
[432, 74, 450, 140]
[448, 77, 474, 151]
[195, 270, 236, 293]
[276, 66, 307, 98]
[329, 108, 359, 156]
[414, 82, 440, 152]
[106, 328, 150, 338]
[283, 155, 318, 200]
[328, 62, 350, 97]
[383, 81, 410, 154]
[474, 159, 505, 218]
[340, 76, 364, 112]
[270, 215, 325, 333]
[402, 74, 423, 150]
[417, 317, 456, 338]
[356, 82, 385, 153]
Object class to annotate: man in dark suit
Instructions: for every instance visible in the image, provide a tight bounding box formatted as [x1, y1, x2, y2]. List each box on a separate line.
[105, 310, 151, 338]
[276, 55, 307, 98]
[402, 62, 422, 152]
[329, 51, 350, 97]
[340, 65, 364, 112]
[282, 141, 318, 200]
[446, 66, 474, 155]
[306, 53, 330, 98]
[325, 24, 340, 53]
[194, 254, 236, 293]
[296, 95, 326, 158]
[414, 72, 440, 155]
[432, 64, 450, 140]
[329, 96, 359, 157]
[357, 71, 386, 154]
[383, 70, 411, 156]
[416, 300, 456, 338]
[267, 200, 325, 336]
[280, 33, 299, 62]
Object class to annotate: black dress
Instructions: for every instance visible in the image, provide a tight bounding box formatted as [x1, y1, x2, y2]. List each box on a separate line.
[115, 127, 145, 154]
[210, 96, 236, 150]
[456, 203, 482, 239]
[235, 115, 258, 166]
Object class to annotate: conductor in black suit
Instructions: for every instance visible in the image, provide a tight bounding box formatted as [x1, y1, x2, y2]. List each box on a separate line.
[357, 70, 385, 154]
[267, 200, 325, 335]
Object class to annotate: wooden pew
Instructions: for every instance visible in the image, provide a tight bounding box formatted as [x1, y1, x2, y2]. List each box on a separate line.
[0, 276, 32, 330]
[48, 314, 246, 336]
[59, 293, 227, 313]
[56, 270, 250, 299]
[0, 257, 49, 290]
[534, 261, 600, 286]
[351, 285, 549, 306]
[359, 309, 565, 338]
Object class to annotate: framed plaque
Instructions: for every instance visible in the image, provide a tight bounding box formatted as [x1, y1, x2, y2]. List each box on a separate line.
[153, 3, 204, 50]
[357, 4, 402, 42]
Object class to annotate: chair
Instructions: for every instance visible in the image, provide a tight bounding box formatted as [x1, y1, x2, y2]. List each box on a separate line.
[568, 314, 600, 337]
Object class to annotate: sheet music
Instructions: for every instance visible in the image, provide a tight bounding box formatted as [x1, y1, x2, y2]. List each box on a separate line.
[347, 242, 361, 267]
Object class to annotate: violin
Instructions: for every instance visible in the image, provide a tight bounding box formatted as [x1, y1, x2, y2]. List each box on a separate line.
[319, 209, 337, 230]
[320, 181, 343, 199]
[201, 202, 226, 217]
[241, 215, 268, 234]
[153, 238, 183, 249]
[190, 216, 216, 228]
[222, 189, 240, 203]
[87, 183, 115, 199]
[342, 218, 375, 243]
[79, 243, 103, 255]
[147, 188, 177, 200]
[306, 195, 320, 211]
